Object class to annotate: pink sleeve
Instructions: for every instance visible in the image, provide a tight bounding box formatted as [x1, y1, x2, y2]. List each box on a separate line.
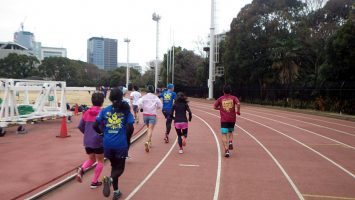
[214, 98, 220, 108]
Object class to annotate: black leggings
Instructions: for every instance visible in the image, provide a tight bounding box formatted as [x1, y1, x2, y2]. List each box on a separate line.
[163, 110, 172, 135]
[110, 157, 126, 191]
[176, 128, 188, 148]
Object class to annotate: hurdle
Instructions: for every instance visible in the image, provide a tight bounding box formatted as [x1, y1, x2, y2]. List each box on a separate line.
[0, 79, 96, 136]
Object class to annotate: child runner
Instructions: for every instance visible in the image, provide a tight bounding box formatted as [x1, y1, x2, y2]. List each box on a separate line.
[214, 85, 240, 158]
[138, 85, 162, 152]
[159, 83, 176, 143]
[76, 92, 105, 188]
[130, 85, 142, 124]
[170, 92, 192, 154]
[93, 88, 134, 200]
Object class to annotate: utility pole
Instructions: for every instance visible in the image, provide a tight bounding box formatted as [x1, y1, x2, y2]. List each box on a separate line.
[124, 38, 130, 89]
[208, 0, 215, 99]
[152, 12, 161, 93]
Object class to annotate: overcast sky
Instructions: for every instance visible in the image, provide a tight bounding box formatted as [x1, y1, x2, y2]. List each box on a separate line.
[0, 0, 252, 69]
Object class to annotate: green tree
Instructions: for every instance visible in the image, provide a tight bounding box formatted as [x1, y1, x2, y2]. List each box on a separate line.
[161, 48, 204, 87]
[38, 57, 78, 86]
[320, 21, 355, 82]
[141, 69, 155, 87]
[0, 53, 39, 78]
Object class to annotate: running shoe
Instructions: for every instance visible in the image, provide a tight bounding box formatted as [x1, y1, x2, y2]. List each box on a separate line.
[102, 176, 111, 197]
[228, 141, 233, 150]
[164, 135, 169, 143]
[182, 136, 186, 146]
[112, 190, 122, 200]
[90, 181, 102, 189]
[145, 142, 150, 152]
[75, 167, 84, 183]
[224, 150, 230, 158]
[179, 148, 183, 154]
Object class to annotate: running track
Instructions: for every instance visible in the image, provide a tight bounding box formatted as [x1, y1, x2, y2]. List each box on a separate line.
[2, 99, 354, 200]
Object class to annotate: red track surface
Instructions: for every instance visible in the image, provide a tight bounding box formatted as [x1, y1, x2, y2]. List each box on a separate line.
[1, 99, 354, 200]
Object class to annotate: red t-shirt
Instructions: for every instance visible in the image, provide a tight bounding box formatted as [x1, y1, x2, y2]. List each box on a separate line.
[214, 94, 240, 122]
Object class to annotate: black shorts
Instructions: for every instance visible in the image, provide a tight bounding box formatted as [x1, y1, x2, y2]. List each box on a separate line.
[221, 122, 235, 129]
[85, 147, 104, 154]
[133, 105, 139, 113]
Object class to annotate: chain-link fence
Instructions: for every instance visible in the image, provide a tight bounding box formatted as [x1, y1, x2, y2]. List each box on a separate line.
[175, 83, 355, 115]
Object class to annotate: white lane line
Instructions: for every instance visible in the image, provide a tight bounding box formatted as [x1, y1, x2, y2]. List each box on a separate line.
[179, 164, 200, 167]
[125, 137, 177, 200]
[244, 112, 355, 150]
[192, 107, 304, 200]
[192, 104, 355, 150]
[190, 102, 355, 130]
[193, 114, 221, 200]
[245, 107, 355, 130]
[239, 126, 305, 200]
[302, 194, 355, 200]
[194, 108, 355, 179]
[247, 109, 355, 137]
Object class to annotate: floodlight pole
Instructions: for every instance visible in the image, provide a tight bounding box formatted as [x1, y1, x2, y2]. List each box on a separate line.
[124, 38, 130, 89]
[208, 0, 215, 99]
[152, 12, 161, 93]
[166, 48, 169, 85]
[172, 45, 174, 84]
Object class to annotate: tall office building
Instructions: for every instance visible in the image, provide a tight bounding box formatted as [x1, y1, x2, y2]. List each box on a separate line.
[87, 37, 117, 70]
[14, 31, 34, 51]
[13, 30, 67, 60]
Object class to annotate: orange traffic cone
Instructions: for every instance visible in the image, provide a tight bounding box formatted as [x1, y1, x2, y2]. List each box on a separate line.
[56, 116, 71, 138]
[74, 104, 79, 116]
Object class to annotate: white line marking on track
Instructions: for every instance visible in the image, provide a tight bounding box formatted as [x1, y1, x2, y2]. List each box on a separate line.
[245, 107, 355, 130]
[302, 194, 355, 200]
[179, 164, 200, 167]
[193, 114, 221, 200]
[240, 117, 355, 179]
[239, 126, 305, 200]
[194, 108, 355, 179]
[191, 102, 355, 130]
[192, 107, 304, 200]
[192, 104, 355, 150]
[125, 137, 177, 200]
[244, 112, 355, 150]
[247, 109, 355, 137]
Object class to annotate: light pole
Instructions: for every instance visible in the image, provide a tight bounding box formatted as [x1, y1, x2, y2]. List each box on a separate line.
[152, 12, 161, 93]
[124, 38, 131, 89]
[166, 48, 169, 85]
[208, 0, 215, 99]
[172, 45, 174, 84]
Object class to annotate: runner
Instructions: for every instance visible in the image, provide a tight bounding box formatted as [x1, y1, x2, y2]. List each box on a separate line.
[214, 85, 241, 158]
[130, 85, 142, 124]
[159, 83, 176, 143]
[138, 85, 162, 152]
[120, 86, 131, 107]
[93, 88, 134, 200]
[170, 92, 192, 154]
[76, 92, 105, 188]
